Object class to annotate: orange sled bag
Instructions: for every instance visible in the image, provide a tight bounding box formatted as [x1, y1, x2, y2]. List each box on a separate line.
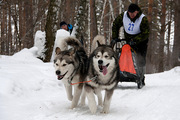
[119, 44, 140, 82]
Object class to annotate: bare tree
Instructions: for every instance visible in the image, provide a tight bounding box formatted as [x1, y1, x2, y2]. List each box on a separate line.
[1, 4, 5, 54]
[103, 1, 110, 41]
[113, 0, 119, 17]
[7, 2, 12, 55]
[158, 0, 166, 72]
[165, 0, 174, 70]
[44, 0, 58, 62]
[132, 0, 138, 4]
[146, 0, 153, 73]
[75, 0, 88, 47]
[172, 0, 180, 67]
[90, 0, 98, 51]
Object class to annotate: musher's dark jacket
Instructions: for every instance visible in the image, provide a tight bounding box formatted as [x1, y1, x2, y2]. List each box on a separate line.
[112, 9, 150, 56]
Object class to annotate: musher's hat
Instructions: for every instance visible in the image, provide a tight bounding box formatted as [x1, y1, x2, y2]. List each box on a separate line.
[128, 3, 140, 13]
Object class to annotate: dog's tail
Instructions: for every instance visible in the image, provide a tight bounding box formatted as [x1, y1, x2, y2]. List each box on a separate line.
[61, 37, 82, 51]
[91, 35, 106, 53]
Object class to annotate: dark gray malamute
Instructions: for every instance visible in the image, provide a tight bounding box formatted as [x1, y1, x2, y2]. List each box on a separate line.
[84, 35, 119, 114]
[54, 37, 88, 109]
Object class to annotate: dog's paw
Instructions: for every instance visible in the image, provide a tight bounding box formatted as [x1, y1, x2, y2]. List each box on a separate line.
[98, 100, 103, 107]
[101, 108, 109, 114]
[79, 101, 85, 106]
[68, 95, 73, 101]
[70, 105, 76, 109]
[101, 110, 109, 114]
[90, 106, 97, 114]
[79, 98, 86, 106]
[98, 103, 103, 107]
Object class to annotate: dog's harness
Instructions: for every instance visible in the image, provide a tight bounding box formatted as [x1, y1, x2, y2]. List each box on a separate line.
[67, 50, 95, 85]
[68, 75, 98, 85]
[68, 66, 80, 85]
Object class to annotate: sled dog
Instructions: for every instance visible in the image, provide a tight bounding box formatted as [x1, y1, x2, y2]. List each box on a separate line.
[54, 37, 88, 109]
[84, 35, 119, 114]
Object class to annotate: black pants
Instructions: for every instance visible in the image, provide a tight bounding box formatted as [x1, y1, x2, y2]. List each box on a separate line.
[131, 39, 148, 67]
[132, 39, 148, 79]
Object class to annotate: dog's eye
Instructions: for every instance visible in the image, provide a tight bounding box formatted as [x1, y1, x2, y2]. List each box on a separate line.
[62, 64, 67, 66]
[96, 55, 100, 58]
[56, 63, 58, 66]
[104, 55, 109, 58]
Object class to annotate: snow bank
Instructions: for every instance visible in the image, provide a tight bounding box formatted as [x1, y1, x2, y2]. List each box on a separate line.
[34, 30, 46, 59]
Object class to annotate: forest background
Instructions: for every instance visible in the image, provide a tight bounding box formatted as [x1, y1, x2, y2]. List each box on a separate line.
[0, 0, 180, 74]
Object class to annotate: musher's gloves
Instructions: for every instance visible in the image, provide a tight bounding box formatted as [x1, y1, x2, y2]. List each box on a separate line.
[110, 38, 119, 46]
[129, 39, 136, 46]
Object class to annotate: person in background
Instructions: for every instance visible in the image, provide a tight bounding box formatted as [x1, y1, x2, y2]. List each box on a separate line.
[59, 21, 83, 45]
[60, 21, 73, 35]
[111, 3, 150, 86]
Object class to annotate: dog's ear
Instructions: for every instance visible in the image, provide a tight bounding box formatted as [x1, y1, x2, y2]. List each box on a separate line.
[55, 47, 61, 55]
[97, 40, 101, 47]
[110, 41, 116, 49]
[69, 48, 75, 56]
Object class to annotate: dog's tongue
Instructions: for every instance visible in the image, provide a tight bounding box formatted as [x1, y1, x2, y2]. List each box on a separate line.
[102, 66, 107, 75]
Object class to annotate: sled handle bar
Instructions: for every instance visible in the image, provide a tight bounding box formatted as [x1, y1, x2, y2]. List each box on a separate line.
[112, 39, 128, 52]
[115, 39, 127, 42]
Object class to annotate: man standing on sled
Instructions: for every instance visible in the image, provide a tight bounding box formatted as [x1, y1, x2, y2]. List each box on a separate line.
[111, 3, 150, 86]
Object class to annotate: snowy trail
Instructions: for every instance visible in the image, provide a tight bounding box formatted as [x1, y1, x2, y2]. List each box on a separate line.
[0, 48, 180, 120]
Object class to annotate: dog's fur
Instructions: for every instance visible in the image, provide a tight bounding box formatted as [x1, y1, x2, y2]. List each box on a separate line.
[84, 35, 119, 114]
[54, 37, 88, 109]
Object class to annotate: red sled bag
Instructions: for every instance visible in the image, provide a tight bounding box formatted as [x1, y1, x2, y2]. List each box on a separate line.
[119, 44, 139, 81]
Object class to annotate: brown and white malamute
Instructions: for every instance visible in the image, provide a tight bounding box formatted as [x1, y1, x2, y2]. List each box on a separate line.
[84, 35, 119, 114]
[54, 37, 88, 109]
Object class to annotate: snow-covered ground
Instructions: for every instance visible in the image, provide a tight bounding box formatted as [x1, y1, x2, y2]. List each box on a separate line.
[0, 47, 180, 120]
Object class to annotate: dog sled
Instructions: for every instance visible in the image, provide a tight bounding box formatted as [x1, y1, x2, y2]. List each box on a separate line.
[113, 39, 144, 89]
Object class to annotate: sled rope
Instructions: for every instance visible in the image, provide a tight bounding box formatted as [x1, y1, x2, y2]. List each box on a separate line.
[70, 75, 98, 85]
[70, 80, 92, 85]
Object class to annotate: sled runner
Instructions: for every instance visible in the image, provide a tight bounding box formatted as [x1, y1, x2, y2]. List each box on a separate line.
[114, 39, 144, 89]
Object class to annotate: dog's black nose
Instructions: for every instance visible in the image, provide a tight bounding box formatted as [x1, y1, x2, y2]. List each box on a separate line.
[56, 70, 61, 75]
[98, 60, 103, 64]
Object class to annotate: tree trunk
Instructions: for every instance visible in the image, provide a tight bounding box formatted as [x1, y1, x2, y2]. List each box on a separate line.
[166, 0, 173, 70]
[103, 1, 109, 41]
[0, 5, 2, 54]
[132, 0, 138, 4]
[22, 1, 26, 49]
[172, 0, 180, 67]
[24, 0, 33, 48]
[1, 5, 5, 54]
[8, 4, 12, 55]
[147, 0, 153, 23]
[113, 0, 119, 17]
[75, 0, 88, 47]
[158, 0, 166, 72]
[18, 0, 23, 53]
[90, 0, 98, 51]
[44, 0, 58, 62]
[146, 0, 153, 73]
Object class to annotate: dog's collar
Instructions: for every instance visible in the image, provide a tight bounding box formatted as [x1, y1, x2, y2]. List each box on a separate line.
[68, 64, 81, 85]
[67, 52, 84, 85]
[68, 68, 77, 84]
